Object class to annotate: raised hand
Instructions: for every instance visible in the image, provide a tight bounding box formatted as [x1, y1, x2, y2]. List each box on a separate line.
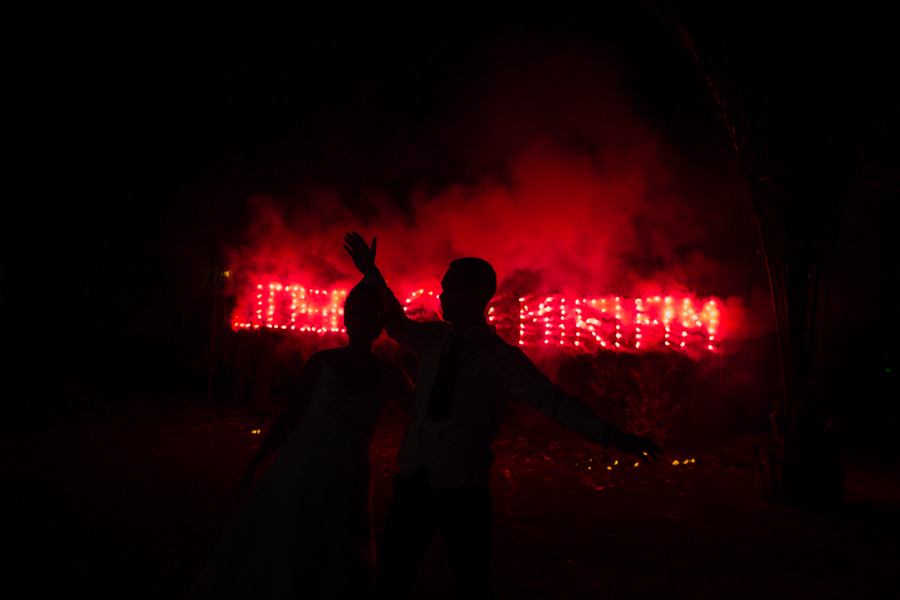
[608, 430, 664, 466]
[344, 231, 377, 275]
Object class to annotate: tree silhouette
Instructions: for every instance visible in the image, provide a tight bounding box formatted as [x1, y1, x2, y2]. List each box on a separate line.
[648, 2, 891, 505]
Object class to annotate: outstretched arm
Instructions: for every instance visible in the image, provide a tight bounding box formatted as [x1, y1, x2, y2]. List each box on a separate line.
[501, 345, 663, 465]
[606, 428, 664, 466]
[238, 352, 325, 496]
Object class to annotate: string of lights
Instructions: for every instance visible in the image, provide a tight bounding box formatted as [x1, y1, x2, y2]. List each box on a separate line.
[232, 282, 721, 353]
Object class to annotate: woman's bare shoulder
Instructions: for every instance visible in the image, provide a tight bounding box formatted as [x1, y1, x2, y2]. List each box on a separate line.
[306, 347, 344, 369]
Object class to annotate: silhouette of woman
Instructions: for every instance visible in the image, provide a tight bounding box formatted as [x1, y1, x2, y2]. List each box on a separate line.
[187, 283, 413, 600]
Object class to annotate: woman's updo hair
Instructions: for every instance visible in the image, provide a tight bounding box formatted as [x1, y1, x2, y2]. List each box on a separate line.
[343, 283, 388, 338]
[344, 282, 387, 316]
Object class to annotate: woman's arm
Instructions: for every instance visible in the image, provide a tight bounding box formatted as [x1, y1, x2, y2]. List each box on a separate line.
[238, 351, 325, 495]
[389, 364, 415, 415]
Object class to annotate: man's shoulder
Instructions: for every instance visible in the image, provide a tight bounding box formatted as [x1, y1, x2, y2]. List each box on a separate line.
[426, 319, 453, 333]
[413, 319, 452, 338]
[407, 319, 452, 349]
[479, 330, 530, 360]
[479, 326, 515, 347]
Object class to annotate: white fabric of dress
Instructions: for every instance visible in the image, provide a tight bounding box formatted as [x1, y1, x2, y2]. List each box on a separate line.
[187, 349, 399, 600]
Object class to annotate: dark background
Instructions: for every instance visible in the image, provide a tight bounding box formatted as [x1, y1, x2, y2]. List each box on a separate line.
[3, 5, 900, 599]
[3, 5, 897, 419]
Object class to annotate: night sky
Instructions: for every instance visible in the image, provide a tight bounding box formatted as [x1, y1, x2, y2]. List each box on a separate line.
[4, 5, 897, 411]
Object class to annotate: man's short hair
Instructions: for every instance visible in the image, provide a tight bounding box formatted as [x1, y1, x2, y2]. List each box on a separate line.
[449, 257, 497, 306]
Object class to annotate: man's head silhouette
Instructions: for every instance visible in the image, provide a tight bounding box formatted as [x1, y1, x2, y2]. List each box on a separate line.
[439, 258, 497, 328]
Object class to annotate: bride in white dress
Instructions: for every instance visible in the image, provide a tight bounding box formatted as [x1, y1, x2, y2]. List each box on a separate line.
[187, 283, 413, 599]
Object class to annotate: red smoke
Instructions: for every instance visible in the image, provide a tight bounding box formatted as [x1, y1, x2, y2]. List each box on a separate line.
[225, 42, 753, 350]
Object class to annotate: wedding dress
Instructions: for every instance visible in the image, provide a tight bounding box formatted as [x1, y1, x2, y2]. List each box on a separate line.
[187, 349, 401, 599]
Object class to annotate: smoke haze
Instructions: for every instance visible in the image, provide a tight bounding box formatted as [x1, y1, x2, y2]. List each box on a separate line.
[226, 39, 752, 337]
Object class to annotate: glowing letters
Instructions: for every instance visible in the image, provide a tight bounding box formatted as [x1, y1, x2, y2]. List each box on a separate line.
[232, 282, 722, 353]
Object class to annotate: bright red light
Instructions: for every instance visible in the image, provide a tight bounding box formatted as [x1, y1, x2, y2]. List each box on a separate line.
[232, 280, 724, 354]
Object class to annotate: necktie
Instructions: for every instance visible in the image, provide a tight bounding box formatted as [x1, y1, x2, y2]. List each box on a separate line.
[428, 334, 466, 423]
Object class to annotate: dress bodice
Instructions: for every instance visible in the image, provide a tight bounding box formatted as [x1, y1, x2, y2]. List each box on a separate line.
[302, 353, 393, 442]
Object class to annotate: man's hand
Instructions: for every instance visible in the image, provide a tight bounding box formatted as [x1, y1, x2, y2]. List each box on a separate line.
[608, 430, 664, 466]
[238, 465, 256, 497]
[344, 231, 377, 275]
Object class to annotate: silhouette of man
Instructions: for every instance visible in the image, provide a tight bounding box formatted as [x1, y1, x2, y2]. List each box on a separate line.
[344, 232, 663, 599]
